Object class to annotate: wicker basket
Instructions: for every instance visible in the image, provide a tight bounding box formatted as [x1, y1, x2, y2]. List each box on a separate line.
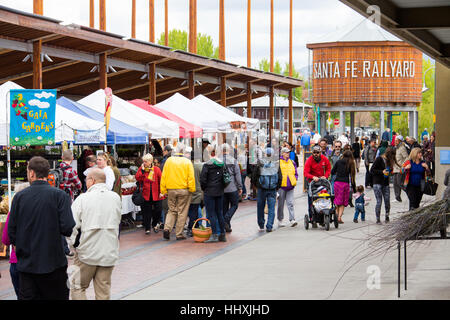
[192, 218, 212, 243]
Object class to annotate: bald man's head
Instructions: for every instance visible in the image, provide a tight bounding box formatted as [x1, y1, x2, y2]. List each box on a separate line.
[87, 168, 106, 185]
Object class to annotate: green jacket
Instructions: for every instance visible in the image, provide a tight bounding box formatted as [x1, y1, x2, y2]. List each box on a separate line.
[190, 162, 204, 204]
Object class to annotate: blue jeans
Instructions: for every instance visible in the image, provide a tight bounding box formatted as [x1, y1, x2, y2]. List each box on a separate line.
[188, 203, 201, 230]
[241, 172, 247, 195]
[10, 263, 20, 299]
[353, 203, 365, 220]
[257, 188, 276, 230]
[204, 194, 224, 235]
[373, 184, 390, 219]
[223, 191, 240, 226]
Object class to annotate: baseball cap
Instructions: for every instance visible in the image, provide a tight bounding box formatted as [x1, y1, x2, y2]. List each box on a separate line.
[265, 147, 274, 155]
[281, 147, 290, 154]
[312, 145, 321, 153]
[396, 135, 404, 141]
[164, 145, 172, 152]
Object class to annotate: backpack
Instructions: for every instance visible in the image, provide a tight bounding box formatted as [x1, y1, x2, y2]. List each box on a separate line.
[223, 166, 232, 186]
[258, 160, 279, 190]
[48, 165, 70, 193]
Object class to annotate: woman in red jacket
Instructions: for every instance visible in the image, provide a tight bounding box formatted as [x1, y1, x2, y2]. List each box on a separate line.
[135, 153, 163, 234]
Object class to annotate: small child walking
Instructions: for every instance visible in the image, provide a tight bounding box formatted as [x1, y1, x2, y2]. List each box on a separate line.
[353, 185, 370, 223]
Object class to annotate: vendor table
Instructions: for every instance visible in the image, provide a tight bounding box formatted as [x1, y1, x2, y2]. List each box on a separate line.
[122, 194, 140, 220]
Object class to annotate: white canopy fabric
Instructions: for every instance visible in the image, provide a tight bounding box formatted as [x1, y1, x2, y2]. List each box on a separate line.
[192, 94, 260, 130]
[0, 81, 106, 145]
[78, 89, 179, 139]
[154, 93, 231, 133]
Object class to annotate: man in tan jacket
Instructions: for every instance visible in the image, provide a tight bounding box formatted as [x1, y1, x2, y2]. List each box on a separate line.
[160, 143, 196, 240]
[393, 135, 409, 202]
[69, 168, 122, 300]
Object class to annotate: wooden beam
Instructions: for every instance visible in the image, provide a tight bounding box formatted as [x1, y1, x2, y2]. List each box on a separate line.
[269, 86, 274, 135]
[148, 62, 156, 105]
[149, 0, 155, 42]
[247, 82, 252, 118]
[189, 0, 197, 53]
[0, 49, 13, 56]
[99, 52, 107, 89]
[113, 76, 172, 95]
[188, 71, 195, 99]
[0, 60, 82, 84]
[397, 6, 450, 29]
[165, 0, 169, 46]
[33, 0, 43, 15]
[156, 85, 189, 98]
[289, 0, 293, 77]
[220, 77, 226, 106]
[247, 0, 251, 68]
[131, 0, 136, 38]
[219, 0, 225, 60]
[288, 89, 293, 143]
[270, 0, 274, 72]
[89, 0, 95, 28]
[33, 40, 42, 89]
[99, 0, 106, 31]
[56, 69, 131, 91]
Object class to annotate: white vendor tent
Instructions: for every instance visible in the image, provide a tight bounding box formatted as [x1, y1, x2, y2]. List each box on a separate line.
[154, 93, 231, 133]
[192, 94, 260, 130]
[0, 81, 107, 145]
[78, 89, 179, 139]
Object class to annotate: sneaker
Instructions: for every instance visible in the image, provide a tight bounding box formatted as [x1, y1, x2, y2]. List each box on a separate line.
[266, 228, 272, 232]
[218, 234, 227, 242]
[376, 219, 381, 224]
[290, 220, 298, 227]
[204, 234, 219, 243]
[176, 235, 187, 241]
[385, 216, 390, 223]
[258, 226, 265, 232]
[353, 219, 358, 223]
[163, 230, 170, 240]
[145, 230, 151, 235]
[278, 220, 287, 227]
[136, 224, 143, 228]
[361, 218, 365, 222]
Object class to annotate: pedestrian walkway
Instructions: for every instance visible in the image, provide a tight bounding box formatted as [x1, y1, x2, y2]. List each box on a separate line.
[0, 164, 447, 300]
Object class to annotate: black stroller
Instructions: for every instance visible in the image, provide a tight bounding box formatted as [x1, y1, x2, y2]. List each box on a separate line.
[304, 178, 338, 231]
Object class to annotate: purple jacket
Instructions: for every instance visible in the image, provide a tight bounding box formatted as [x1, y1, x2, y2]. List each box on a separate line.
[2, 212, 17, 264]
[280, 156, 298, 191]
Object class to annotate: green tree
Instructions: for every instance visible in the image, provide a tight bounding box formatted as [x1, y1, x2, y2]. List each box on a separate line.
[157, 30, 219, 59]
[157, 29, 187, 51]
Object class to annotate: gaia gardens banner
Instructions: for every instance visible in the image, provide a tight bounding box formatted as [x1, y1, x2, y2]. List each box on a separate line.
[9, 89, 56, 146]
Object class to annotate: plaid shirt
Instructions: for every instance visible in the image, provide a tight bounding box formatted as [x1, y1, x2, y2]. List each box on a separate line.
[60, 162, 82, 201]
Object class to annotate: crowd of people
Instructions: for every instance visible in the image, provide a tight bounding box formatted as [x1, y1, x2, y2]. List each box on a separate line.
[1, 125, 446, 301]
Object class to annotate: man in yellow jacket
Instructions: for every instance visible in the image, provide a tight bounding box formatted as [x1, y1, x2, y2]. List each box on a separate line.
[160, 143, 196, 240]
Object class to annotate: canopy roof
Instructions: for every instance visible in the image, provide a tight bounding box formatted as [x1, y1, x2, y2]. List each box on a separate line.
[0, 81, 107, 145]
[129, 99, 203, 139]
[57, 96, 149, 145]
[154, 93, 230, 133]
[78, 89, 179, 139]
[192, 94, 260, 130]
[231, 95, 313, 108]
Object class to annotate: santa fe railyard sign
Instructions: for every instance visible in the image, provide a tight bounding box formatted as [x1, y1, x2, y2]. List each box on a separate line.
[313, 60, 416, 79]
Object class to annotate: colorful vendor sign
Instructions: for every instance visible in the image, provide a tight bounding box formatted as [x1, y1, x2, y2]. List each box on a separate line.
[9, 89, 56, 146]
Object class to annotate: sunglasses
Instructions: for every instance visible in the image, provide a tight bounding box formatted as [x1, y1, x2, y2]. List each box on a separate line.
[313, 151, 320, 154]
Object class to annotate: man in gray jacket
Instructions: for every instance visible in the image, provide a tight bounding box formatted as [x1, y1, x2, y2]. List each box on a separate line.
[222, 144, 243, 233]
[393, 135, 408, 202]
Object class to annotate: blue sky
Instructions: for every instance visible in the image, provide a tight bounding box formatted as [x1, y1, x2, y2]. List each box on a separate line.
[0, 0, 369, 73]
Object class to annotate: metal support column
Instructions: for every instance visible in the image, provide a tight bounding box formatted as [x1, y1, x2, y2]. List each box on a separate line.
[408, 111, 414, 138]
[380, 110, 385, 137]
[339, 110, 345, 136]
[350, 112, 355, 144]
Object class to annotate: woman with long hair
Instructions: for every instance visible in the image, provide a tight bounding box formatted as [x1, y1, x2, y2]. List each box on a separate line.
[370, 147, 397, 224]
[330, 150, 356, 223]
[401, 147, 431, 210]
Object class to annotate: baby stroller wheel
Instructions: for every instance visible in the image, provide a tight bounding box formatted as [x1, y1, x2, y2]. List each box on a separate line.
[304, 214, 309, 230]
[324, 214, 330, 231]
[333, 212, 339, 229]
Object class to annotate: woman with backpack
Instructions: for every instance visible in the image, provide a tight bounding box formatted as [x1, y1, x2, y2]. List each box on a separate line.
[330, 150, 356, 224]
[200, 146, 227, 243]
